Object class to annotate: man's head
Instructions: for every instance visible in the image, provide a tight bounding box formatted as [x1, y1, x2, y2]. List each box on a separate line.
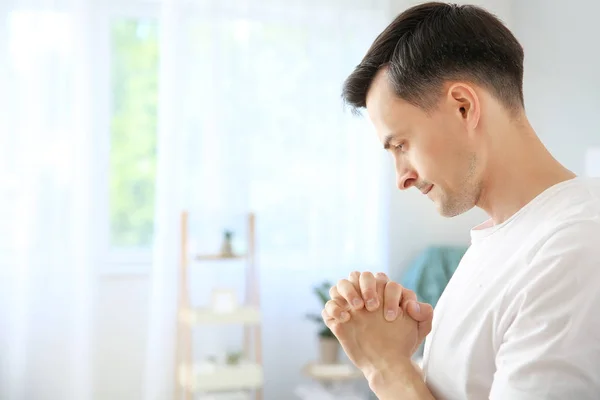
[342, 2, 524, 217]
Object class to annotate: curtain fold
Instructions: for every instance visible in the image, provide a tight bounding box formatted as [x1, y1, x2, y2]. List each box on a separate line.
[0, 0, 392, 398]
[143, 0, 187, 398]
[144, 0, 391, 398]
[0, 1, 96, 399]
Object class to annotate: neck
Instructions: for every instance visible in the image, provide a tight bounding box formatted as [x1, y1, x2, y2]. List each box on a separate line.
[476, 116, 576, 225]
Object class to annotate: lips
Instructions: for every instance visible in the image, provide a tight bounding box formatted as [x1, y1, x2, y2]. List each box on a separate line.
[422, 184, 433, 195]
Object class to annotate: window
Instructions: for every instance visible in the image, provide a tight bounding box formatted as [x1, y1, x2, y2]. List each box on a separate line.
[101, 5, 387, 274]
[109, 18, 159, 254]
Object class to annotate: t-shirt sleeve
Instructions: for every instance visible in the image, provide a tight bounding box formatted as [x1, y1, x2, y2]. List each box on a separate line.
[489, 220, 600, 400]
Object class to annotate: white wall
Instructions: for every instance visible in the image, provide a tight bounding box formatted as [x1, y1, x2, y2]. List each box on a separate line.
[511, 0, 600, 174]
[94, 276, 149, 400]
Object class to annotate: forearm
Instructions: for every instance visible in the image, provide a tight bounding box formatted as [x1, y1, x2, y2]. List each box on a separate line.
[365, 359, 436, 400]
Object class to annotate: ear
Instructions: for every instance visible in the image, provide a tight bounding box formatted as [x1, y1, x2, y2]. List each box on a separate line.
[447, 83, 480, 131]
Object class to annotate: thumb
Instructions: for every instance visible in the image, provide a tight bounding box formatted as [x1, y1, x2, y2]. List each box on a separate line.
[406, 300, 433, 322]
[415, 302, 434, 339]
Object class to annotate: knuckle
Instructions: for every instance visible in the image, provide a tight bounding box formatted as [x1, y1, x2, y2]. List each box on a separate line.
[349, 270, 360, 279]
[336, 278, 348, 288]
[402, 290, 417, 306]
[362, 288, 377, 298]
[335, 281, 348, 296]
[359, 272, 376, 292]
[328, 285, 338, 299]
[361, 271, 375, 280]
[384, 283, 403, 307]
[349, 283, 361, 295]
[325, 300, 341, 317]
[375, 271, 388, 280]
[386, 281, 402, 293]
[424, 303, 434, 316]
[338, 279, 356, 294]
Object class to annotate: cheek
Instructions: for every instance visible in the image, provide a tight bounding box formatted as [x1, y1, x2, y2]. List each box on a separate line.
[412, 138, 448, 179]
[413, 132, 466, 186]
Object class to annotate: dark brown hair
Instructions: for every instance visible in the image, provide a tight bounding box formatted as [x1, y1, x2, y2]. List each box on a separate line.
[342, 2, 524, 114]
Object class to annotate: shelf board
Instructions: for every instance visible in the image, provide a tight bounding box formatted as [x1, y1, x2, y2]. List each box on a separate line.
[180, 306, 261, 325]
[195, 254, 247, 261]
[303, 362, 362, 381]
[180, 363, 263, 392]
[196, 392, 249, 400]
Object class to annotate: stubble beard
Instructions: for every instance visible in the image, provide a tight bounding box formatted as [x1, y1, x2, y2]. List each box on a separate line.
[437, 152, 480, 218]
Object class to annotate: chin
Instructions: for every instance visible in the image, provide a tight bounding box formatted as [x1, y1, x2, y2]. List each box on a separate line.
[437, 208, 464, 218]
[435, 198, 475, 218]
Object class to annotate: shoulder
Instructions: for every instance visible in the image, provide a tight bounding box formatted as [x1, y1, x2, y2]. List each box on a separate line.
[520, 177, 600, 270]
[508, 216, 600, 302]
[491, 217, 600, 399]
[542, 177, 600, 228]
[530, 216, 600, 271]
[498, 213, 600, 341]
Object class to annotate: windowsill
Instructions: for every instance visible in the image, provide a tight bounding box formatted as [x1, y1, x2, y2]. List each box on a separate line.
[98, 263, 151, 277]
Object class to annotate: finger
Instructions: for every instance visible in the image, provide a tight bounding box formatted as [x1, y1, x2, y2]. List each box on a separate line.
[322, 308, 344, 338]
[374, 272, 389, 301]
[348, 271, 361, 288]
[415, 302, 434, 339]
[403, 292, 432, 324]
[321, 308, 334, 324]
[406, 299, 434, 329]
[347, 272, 363, 309]
[329, 285, 352, 311]
[359, 272, 379, 311]
[324, 299, 350, 323]
[322, 308, 336, 335]
[400, 288, 417, 307]
[383, 281, 403, 321]
[335, 278, 363, 310]
[401, 288, 429, 323]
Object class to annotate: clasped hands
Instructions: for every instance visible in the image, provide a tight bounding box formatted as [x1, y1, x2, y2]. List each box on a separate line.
[321, 271, 434, 383]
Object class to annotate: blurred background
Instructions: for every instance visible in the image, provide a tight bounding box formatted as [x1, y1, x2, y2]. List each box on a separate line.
[0, 0, 598, 399]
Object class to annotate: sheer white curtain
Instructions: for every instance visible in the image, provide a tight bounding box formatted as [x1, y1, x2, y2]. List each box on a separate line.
[145, 0, 392, 399]
[0, 1, 96, 400]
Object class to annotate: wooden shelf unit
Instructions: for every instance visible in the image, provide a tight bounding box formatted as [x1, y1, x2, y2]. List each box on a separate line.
[175, 212, 263, 400]
[194, 254, 247, 261]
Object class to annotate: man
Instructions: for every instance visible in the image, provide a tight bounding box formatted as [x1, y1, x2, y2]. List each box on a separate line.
[321, 2, 600, 399]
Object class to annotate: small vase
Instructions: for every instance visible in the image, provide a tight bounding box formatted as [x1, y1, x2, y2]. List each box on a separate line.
[319, 337, 339, 364]
[220, 230, 234, 257]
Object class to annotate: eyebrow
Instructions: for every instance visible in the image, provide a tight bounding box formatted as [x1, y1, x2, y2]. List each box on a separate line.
[383, 134, 398, 150]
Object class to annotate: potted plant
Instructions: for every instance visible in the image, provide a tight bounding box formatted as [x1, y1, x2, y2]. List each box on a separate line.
[306, 280, 340, 364]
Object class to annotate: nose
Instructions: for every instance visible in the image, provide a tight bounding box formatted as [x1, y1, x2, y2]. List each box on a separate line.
[396, 168, 418, 191]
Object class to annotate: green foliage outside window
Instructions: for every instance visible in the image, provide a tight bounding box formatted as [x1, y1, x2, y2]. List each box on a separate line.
[110, 20, 158, 248]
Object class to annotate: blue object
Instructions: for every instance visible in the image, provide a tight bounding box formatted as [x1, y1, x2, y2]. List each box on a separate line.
[400, 246, 468, 309]
[399, 246, 468, 357]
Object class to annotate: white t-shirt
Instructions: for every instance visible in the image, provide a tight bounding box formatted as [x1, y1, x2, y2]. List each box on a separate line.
[421, 177, 600, 400]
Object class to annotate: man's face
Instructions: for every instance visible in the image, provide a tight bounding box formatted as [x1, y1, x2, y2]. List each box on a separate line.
[365, 69, 482, 217]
